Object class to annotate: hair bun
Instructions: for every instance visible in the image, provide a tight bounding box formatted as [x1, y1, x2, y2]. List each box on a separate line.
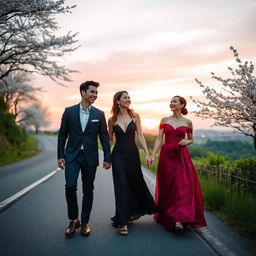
[182, 108, 188, 115]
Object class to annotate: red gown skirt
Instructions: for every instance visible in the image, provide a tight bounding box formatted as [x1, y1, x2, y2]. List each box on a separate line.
[154, 124, 207, 229]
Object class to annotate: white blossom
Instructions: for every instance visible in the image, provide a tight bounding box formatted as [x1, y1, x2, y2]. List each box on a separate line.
[0, 0, 78, 85]
[0, 71, 41, 118]
[19, 102, 50, 132]
[191, 46, 256, 150]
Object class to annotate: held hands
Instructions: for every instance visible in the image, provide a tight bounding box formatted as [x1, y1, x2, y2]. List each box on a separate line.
[146, 154, 155, 167]
[58, 158, 65, 170]
[145, 153, 151, 167]
[150, 155, 155, 165]
[103, 162, 112, 170]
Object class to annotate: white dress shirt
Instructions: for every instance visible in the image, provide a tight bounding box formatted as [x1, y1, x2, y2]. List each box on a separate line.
[80, 103, 91, 150]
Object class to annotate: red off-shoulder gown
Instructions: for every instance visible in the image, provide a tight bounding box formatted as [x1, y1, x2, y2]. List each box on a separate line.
[154, 123, 207, 229]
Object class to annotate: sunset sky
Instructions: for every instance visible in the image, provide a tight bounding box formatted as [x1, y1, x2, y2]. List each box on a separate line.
[35, 0, 256, 134]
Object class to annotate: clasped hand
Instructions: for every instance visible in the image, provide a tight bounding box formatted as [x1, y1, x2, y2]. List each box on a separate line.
[146, 154, 155, 167]
[178, 139, 187, 146]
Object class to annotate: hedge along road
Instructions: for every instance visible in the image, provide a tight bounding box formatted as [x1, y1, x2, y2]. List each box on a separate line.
[0, 135, 216, 256]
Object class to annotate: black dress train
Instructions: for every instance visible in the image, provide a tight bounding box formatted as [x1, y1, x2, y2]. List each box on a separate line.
[111, 120, 157, 228]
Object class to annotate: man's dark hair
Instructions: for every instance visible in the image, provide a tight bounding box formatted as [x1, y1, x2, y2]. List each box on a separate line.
[80, 81, 100, 93]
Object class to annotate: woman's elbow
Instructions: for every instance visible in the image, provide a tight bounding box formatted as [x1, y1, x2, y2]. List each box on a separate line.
[156, 137, 162, 144]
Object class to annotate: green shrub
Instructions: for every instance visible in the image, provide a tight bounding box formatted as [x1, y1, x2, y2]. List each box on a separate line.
[189, 145, 208, 159]
[234, 157, 256, 180]
[0, 97, 27, 147]
[0, 136, 39, 166]
[199, 176, 256, 240]
[222, 193, 256, 239]
[203, 140, 255, 160]
[199, 152, 231, 167]
[200, 178, 227, 210]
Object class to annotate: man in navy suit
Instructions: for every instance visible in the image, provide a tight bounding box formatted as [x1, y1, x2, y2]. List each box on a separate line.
[57, 81, 111, 237]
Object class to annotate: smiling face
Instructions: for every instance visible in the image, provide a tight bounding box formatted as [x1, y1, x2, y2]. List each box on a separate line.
[170, 96, 183, 112]
[81, 85, 98, 104]
[117, 92, 131, 108]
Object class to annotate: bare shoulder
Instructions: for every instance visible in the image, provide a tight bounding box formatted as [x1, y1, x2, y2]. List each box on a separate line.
[184, 117, 193, 128]
[108, 116, 114, 124]
[133, 112, 140, 120]
[160, 116, 168, 124]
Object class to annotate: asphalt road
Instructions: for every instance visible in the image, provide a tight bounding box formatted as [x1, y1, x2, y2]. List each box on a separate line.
[0, 135, 216, 256]
[0, 135, 57, 201]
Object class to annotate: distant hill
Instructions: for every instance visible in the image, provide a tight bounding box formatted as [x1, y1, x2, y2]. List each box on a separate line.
[193, 129, 252, 144]
[143, 130, 255, 160]
[190, 130, 255, 160]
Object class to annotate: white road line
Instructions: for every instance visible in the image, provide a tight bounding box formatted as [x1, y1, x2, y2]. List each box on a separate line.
[0, 168, 61, 212]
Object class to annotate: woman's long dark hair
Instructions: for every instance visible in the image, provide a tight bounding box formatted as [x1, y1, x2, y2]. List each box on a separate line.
[111, 91, 134, 123]
[173, 95, 188, 115]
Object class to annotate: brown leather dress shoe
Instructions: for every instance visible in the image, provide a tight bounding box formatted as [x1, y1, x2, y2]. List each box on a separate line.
[81, 223, 91, 236]
[65, 220, 80, 238]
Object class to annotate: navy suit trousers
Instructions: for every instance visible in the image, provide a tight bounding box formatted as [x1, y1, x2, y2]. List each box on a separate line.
[65, 150, 97, 224]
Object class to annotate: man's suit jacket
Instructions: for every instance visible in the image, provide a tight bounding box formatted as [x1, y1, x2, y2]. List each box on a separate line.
[57, 104, 111, 166]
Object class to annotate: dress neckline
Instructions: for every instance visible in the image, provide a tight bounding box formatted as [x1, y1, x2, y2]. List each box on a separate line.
[163, 123, 190, 130]
[115, 120, 134, 133]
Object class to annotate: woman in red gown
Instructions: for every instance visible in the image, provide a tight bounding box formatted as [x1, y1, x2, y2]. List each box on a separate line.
[151, 96, 206, 230]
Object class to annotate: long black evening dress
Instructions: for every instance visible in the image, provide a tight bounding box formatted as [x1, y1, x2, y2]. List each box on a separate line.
[111, 120, 157, 228]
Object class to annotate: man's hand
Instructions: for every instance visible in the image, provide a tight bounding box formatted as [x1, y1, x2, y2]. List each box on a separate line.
[103, 162, 111, 170]
[58, 158, 66, 170]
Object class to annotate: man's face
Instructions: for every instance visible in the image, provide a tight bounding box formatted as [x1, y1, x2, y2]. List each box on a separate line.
[81, 85, 98, 104]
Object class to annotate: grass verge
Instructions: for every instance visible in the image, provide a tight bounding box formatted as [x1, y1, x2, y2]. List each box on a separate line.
[200, 178, 256, 241]
[0, 136, 39, 166]
[139, 149, 256, 241]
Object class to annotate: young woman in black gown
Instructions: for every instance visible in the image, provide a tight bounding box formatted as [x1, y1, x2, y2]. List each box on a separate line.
[108, 91, 157, 235]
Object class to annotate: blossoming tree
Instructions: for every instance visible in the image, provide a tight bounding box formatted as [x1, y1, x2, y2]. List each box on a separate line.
[0, 0, 78, 84]
[191, 47, 256, 150]
[19, 102, 50, 133]
[0, 71, 41, 117]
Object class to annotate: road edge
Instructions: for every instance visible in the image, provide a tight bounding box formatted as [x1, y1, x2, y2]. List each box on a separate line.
[141, 166, 238, 256]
